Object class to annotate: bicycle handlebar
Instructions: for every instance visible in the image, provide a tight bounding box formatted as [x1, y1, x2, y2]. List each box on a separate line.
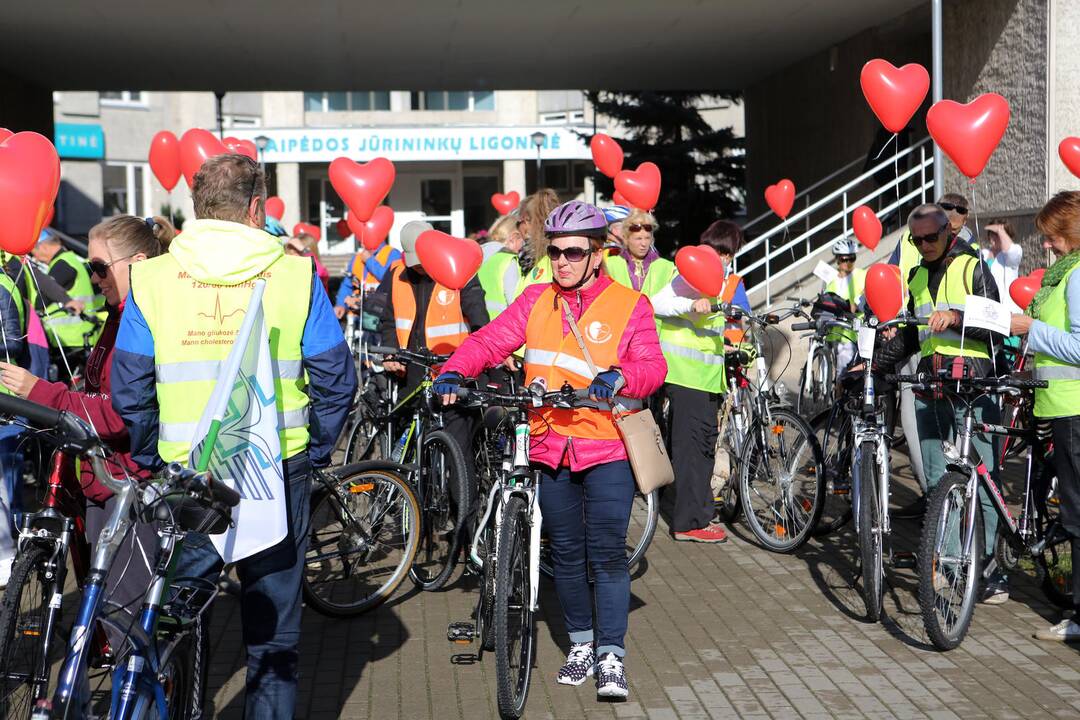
[0, 393, 98, 453]
[367, 345, 451, 366]
[162, 462, 241, 508]
[886, 372, 1047, 392]
[453, 385, 641, 412]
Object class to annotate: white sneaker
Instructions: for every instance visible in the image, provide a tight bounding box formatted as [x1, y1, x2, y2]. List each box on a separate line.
[556, 643, 595, 686]
[595, 653, 629, 699]
[1034, 617, 1080, 642]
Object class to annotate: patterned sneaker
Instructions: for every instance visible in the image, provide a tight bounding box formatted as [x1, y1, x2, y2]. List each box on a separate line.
[596, 653, 629, 699]
[1034, 617, 1080, 642]
[673, 525, 728, 543]
[556, 642, 595, 686]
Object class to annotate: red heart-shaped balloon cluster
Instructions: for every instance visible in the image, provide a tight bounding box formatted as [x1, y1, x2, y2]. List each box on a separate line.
[851, 205, 882, 251]
[329, 157, 395, 223]
[149, 131, 181, 191]
[926, 93, 1010, 179]
[179, 129, 228, 189]
[674, 245, 725, 297]
[614, 162, 661, 211]
[860, 60, 930, 134]
[0, 132, 61, 255]
[491, 191, 520, 215]
[1010, 276, 1038, 311]
[590, 134, 624, 178]
[1059, 137, 1080, 180]
[865, 263, 903, 322]
[416, 230, 483, 290]
[293, 222, 321, 240]
[349, 205, 395, 251]
[765, 179, 796, 220]
[336, 218, 351, 239]
[265, 196, 285, 221]
[223, 136, 257, 162]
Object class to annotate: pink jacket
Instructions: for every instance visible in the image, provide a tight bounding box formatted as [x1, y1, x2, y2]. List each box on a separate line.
[442, 274, 667, 471]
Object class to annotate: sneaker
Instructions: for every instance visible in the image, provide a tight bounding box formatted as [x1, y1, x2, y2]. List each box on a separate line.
[1034, 617, 1080, 642]
[980, 570, 1009, 605]
[556, 642, 595, 686]
[674, 525, 728, 543]
[595, 653, 628, 699]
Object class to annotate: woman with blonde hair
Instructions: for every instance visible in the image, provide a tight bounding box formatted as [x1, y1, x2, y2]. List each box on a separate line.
[604, 209, 673, 297]
[515, 188, 561, 277]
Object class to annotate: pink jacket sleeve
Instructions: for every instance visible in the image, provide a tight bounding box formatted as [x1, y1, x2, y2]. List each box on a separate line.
[615, 295, 667, 398]
[441, 284, 546, 378]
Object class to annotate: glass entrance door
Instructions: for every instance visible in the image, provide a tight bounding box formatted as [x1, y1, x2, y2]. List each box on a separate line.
[393, 171, 463, 239]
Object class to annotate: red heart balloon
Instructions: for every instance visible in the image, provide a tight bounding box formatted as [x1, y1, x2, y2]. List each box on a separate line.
[590, 134, 624, 178]
[0, 129, 11, 144]
[1010, 276, 1038, 311]
[674, 245, 725, 297]
[148, 131, 181, 192]
[265, 196, 285, 220]
[0, 132, 61, 255]
[329, 156, 395, 223]
[1058, 137, 1080, 180]
[292, 222, 321, 241]
[179, 129, 228, 189]
[865, 263, 904, 322]
[491, 191, 521, 215]
[1029, 268, 1046, 285]
[765, 179, 796, 220]
[860, 60, 930, 134]
[926, 94, 1011, 179]
[357, 206, 394, 251]
[223, 136, 257, 162]
[336, 218, 351, 238]
[852, 205, 882, 251]
[611, 191, 629, 208]
[614, 162, 661, 211]
[416, 230, 483, 290]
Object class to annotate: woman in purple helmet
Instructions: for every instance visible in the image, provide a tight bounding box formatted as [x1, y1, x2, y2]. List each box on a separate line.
[435, 200, 667, 700]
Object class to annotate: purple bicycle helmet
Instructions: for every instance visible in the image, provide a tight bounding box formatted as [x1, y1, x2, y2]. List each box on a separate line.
[544, 200, 608, 238]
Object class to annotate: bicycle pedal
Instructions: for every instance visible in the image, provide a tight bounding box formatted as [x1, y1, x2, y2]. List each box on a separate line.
[892, 551, 916, 570]
[447, 621, 476, 644]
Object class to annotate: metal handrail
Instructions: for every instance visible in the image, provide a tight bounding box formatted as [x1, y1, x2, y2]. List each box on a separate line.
[740, 155, 868, 234]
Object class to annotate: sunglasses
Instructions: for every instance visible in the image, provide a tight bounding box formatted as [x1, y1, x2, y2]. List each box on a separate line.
[627, 223, 653, 233]
[909, 225, 948, 247]
[88, 254, 135, 278]
[836, 255, 856, 263]
[546, 245, 592, 262]
[939, 202, 968, 215]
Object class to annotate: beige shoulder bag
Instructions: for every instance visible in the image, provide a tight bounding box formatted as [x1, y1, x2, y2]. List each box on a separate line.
[560, 298, 674, 493]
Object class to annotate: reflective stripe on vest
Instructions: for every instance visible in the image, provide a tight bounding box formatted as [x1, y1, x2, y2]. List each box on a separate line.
[130, 251, 312, 464]
[658, 280, 727, 393]
[390, 263, 469, 354]
[1034, 264, 1080, 417]
[523, 282, 640, 440]
[909, 255, 989, 359]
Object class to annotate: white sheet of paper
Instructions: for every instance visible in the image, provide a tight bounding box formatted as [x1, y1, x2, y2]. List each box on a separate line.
[813, 261, 838, 284]
[963, 294, 1011, 335]
[857, 325, 876, 360]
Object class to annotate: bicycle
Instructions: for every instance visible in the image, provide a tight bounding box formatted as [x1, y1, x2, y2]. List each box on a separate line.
[447, 382, 638, 719]
[792, 294, 855, 417]
[891, 370, 1072, 650]
[0, 393, 240, 719]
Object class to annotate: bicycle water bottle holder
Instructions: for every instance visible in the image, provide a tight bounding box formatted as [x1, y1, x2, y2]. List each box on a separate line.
[160, 575, 219, 627]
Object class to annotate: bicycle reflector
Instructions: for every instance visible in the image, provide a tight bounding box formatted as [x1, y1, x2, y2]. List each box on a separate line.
[349, 483, 376, 494]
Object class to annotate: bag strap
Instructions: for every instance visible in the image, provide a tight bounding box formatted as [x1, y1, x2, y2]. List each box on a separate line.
[559, 297, 627, 418]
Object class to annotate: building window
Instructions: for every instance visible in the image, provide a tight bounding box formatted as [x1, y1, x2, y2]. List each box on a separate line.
[103, 162, 149, 217]
[539, 110, 585, 125]
[410, 91, 494, 111]
[464, 175, 500, 237]
[100, 91, 147, 107]
[304, 91, 391, 112]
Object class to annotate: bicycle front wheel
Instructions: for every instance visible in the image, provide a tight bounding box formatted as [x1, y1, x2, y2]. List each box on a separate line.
[739, 409, 825, 552]
[0, 545, 61, 718]
[626, 490, 658, 572]
[917, 472, 983, 650]
[304, 469, 421, 616]
[410, 429, 470, 591]
[493, 495, 534, 719]
[857, 440, 884, 623]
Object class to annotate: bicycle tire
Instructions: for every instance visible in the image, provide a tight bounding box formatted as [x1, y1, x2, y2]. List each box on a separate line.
[1036, 475, 1074, 609]
[796, 365, 809, 417]
[739, 409, 826, 552]
[917, 472, 983, 651]
[155, 621, 200, 720]
[538, 489, 657, 579]
[811, 345, 832, 407]
[409, 429, 470, 591]
[857, 439, 884, 623]
[493, 496, 534, 719]
[303, 469, 421, 616]
[0, 545, 57, 719]
[343, 411, 389, 464]
[714, 418, 742, 523]
[810, 410, 853, 537]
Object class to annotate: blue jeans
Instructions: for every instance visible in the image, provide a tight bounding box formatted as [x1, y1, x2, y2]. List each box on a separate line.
[539, 460, 634, 657]
[0, 425, 24, 561]
[175, 452, 311, 720]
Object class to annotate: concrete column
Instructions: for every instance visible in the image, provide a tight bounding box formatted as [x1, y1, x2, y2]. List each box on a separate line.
[503, 160, 526, 197]
[276, 162, 302, 231]
[1049, 0, 1080, 194]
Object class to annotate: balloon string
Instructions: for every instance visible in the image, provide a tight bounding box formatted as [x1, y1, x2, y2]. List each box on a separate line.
[873, 132, 898, 161]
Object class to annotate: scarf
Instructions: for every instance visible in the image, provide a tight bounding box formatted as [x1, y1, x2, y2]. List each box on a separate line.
[1028, 250, 1080, 319]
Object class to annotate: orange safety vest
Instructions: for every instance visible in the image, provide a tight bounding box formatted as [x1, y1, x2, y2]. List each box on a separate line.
[721, 272, 745, 344]
[353, 244, 395, 293]
[523, 282, 640, 440]
[390, 263, 469, 354]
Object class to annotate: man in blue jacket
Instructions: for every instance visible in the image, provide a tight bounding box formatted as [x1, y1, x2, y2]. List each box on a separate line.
[112, 154, 356, 719]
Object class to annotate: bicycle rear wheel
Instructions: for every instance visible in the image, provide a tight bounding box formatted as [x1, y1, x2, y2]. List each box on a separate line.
[0, 545, 61, 718]
[626, 490, 658, 571]
[410, 429, 470, 591]
[857, 440, 884, 622]
[918, 472, 983, 650]
[714, 418, 742, 523]
[811, 410, 853, 537]
[304, 469, 421, 616]
[739, 409, 825, 552]
[1036, 474, 1074, 608]
[493, 496, 534, 719]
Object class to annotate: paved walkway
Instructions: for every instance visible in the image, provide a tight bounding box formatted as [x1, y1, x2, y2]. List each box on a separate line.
[204, 450, 1080, 719]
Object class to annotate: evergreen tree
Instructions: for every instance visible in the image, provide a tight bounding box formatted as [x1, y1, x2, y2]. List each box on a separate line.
[583, 91, 744, 254]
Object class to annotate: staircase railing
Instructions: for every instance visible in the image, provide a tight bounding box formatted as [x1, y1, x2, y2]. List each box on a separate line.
[735, 136, 935, 306]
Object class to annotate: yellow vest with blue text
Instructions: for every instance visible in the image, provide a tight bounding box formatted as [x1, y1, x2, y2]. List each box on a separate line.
[657, 272, 727, 393]
[909, 255, 989, 359]
[1033, 264, 1080, 418]
[824, 267, 866, 344]
[129, 252, 313, 464]
[43, 251, 103, 349]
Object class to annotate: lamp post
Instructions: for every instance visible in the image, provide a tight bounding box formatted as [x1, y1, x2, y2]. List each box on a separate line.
[254, 134, 270, 172]
[531, 131, 547, 189]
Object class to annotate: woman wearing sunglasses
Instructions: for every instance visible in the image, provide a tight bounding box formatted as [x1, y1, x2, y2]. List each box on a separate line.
[0, 215, 173, 596]
[605, 209, 674, 299]
[433, 200, 667, 700]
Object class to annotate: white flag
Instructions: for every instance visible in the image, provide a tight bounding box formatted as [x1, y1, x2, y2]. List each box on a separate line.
[188, 280, 288, 562]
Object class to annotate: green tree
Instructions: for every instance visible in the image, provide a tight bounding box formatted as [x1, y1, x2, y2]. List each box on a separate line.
[583, 91, 744, 254]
